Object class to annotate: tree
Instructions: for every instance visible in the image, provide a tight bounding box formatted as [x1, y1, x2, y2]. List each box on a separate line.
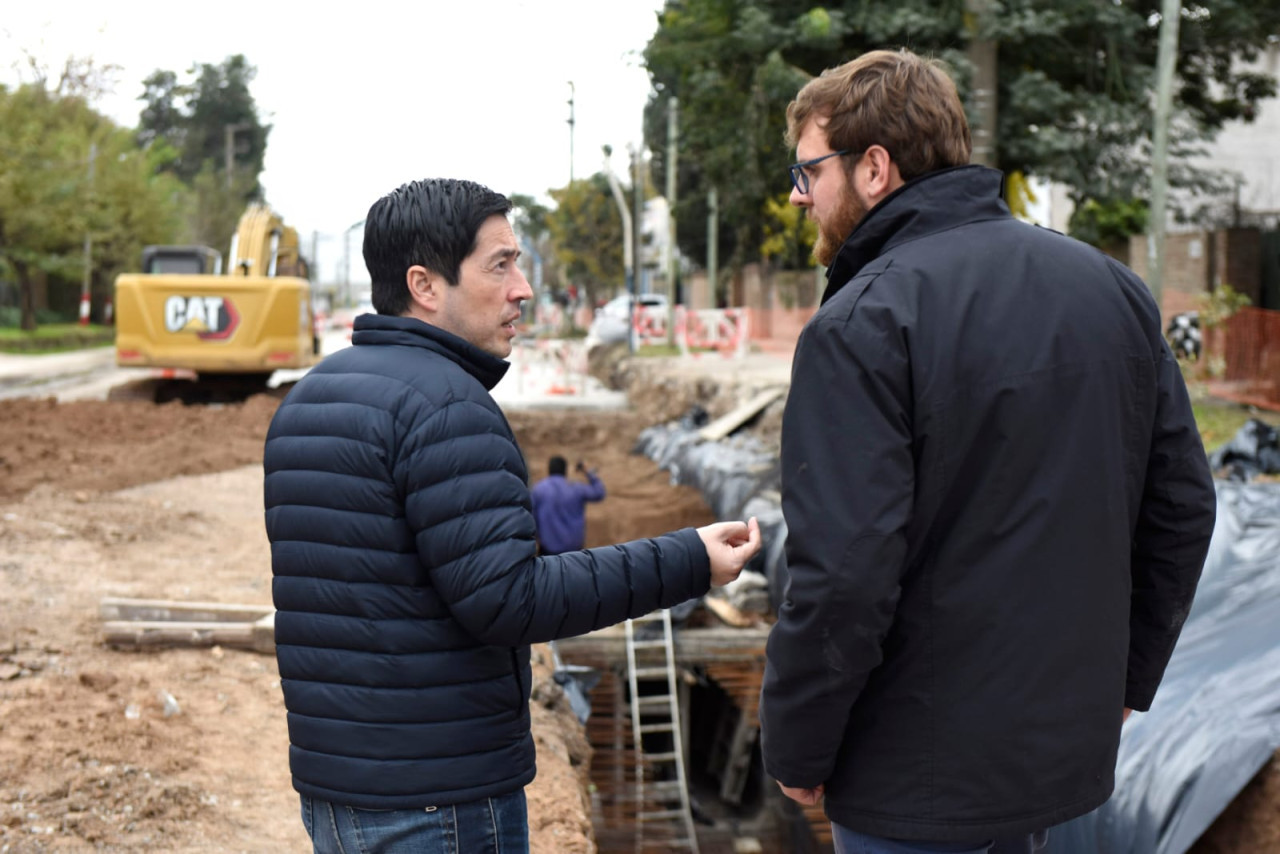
[644, 2, 811, 271]
[0, 80, 185, 330]
[546, 175, 626, 310]
[136, 54, 271, 251]
[509, 193, 562, 297]
[643, 0, 1280, 266]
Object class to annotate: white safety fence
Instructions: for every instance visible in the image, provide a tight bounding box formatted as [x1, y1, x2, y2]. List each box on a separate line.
[672, 306, 750, 358]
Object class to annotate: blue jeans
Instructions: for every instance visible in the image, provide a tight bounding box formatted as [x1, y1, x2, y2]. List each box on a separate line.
[300, 790, 528, 854]
[832, 823, 1049, 854]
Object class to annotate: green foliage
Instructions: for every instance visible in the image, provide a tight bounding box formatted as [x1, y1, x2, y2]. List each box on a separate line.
[1191, 397, 1272, 451]
[137, 55, 271, 201]
[1068, 197, 1149, 249]
[1198, 282, 1251, 328]
[510, 193, 562, 295]
[0, 81, 185, 331]
[547, 175, 626, 309]
[0, 322, 114, 353]
[760, 191, 816, 267]
[641, 0, 1280, 271]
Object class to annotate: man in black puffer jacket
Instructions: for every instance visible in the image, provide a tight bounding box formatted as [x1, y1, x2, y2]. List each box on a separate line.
[759, 50, 1216, 854]
[264, 178, 761, 854]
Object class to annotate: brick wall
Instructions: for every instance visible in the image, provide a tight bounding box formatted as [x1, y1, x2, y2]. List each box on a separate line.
[1129, 227, 1263, 321]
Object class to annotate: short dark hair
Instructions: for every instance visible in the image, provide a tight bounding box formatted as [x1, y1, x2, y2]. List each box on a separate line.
[362, 178, 512, 316]
[549, 456, 567, 477]
[786, 49, 971, 183]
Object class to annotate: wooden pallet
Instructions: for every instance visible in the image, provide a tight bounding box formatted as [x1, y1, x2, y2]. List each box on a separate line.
[100, 597, 274, 653]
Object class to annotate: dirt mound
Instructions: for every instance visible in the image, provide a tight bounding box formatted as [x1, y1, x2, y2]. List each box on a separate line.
[0, 395, 279, 503]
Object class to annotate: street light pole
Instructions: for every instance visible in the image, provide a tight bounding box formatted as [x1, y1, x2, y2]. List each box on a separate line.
[567, 81, 576, 185]
[79, 142, 98, 326]
[343, 219, 366, 305]
[603, 146, 635, 352]
[1147, 0, 1182, 316]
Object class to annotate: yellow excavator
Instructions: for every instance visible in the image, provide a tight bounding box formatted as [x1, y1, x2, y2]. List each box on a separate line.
[113, 204, 321, 402]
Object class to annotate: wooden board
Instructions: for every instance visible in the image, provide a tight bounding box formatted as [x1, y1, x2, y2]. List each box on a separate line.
[99, 598, 275, 653]
[100, 596, 271, 623]
[697, 386, 786, 442]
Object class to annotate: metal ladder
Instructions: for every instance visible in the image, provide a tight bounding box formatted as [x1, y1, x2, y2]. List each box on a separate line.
[624, 609, 700, 853]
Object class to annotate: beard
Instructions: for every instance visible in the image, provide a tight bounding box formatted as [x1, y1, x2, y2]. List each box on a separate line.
[812, 186, 868, 268]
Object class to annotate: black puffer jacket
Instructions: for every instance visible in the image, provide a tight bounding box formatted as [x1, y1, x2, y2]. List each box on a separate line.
[265, 315, 709, 809]
[760, 166, 1216, 841]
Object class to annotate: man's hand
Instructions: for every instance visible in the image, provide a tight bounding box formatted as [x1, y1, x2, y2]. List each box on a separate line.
[777, 781, 824, 806]
[697, 517, 762, 586]
[1123, 707, 1133, 723]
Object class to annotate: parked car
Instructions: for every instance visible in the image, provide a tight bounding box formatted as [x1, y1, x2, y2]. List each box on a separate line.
[588, 293, 669, 345]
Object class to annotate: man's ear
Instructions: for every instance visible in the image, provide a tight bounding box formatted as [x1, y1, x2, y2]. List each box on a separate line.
[405, 264, 440, 315]
[863, 145, 903, 202]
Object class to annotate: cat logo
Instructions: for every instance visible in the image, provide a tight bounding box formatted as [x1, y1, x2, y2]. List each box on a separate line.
[163, 295, 240, 340]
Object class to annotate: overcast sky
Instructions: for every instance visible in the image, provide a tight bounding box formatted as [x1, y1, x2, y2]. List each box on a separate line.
[3, 0, 667, 285]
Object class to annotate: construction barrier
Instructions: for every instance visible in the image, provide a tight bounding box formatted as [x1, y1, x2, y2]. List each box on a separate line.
[1208, 307, 1280, 411]
[631, 305, 670, 347]
[515, 338, 589, 396]
[673, 306, 750, 358]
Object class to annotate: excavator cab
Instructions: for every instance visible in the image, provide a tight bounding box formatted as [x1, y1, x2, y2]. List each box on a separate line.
[141, 245, 223, 276]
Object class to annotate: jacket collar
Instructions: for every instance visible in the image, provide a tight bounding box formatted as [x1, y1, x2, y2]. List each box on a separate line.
[822, 165, 1010, 304]
[351, 313, 511, 391]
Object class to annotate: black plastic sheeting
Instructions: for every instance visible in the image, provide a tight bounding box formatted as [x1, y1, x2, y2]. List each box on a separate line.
[636, 416, 1280, 854]
[634, 417, 789, 606]
[1207, 418, 1280, 482]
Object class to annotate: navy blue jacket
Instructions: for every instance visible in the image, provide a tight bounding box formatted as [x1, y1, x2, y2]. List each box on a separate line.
[264, 315, 710, 809]
[530, 472, 606, 554]
[760, 166, 1216, 841]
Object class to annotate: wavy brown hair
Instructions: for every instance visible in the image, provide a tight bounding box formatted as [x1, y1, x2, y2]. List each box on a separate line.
[786, 49, 971, 183]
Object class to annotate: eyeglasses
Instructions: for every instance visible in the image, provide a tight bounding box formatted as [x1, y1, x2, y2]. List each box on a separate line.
[788, 149, 850, 195]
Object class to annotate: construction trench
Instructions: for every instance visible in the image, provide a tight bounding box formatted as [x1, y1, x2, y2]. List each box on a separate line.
[539, 354, 1280, 854]
[1, 348, 1278, 852]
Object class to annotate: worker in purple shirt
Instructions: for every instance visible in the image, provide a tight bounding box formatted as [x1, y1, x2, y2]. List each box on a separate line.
[530, 455, 606, 555]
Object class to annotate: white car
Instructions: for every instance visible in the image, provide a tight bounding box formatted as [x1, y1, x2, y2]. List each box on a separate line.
[588, 293, 669, 345]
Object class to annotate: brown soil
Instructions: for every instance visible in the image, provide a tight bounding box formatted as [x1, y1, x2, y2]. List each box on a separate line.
[0, 391, 714, 853]
[1, 365, 1276, 853]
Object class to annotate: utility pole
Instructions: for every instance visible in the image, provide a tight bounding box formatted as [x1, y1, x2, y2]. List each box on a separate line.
[567, 82, 576, 184]
[224, 122, 252, 192]
[343, 219, 366, 305]
[1148, 0, 1183, 317]
[707, 187, 718, 308]
[631, 145, 645, 352]
[665, 97, 679, 313]
[602, 146, 634, 352]
[79, 142, 97, 326]
[965, 0, 998, 168]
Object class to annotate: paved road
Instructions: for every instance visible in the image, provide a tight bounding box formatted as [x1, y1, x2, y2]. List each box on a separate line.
[0, 332, 790, 407]
[0, 332, 628, 408]
[0, 347, 149, 402]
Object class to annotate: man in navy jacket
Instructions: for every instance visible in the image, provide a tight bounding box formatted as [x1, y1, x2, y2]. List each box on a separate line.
[264, 177, 761, 853]
[759, 50, 1216, 854]
[530, 456, 606, 554]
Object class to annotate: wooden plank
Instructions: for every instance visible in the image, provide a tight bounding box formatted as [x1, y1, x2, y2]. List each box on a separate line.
[557, 624, 770, 664]
[102, 619, 258, 650]
[251, 612, 276, 654]
[703, 595, 756, 628]
[99, 596, 271, 624]
[697, 386, 785, 442]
